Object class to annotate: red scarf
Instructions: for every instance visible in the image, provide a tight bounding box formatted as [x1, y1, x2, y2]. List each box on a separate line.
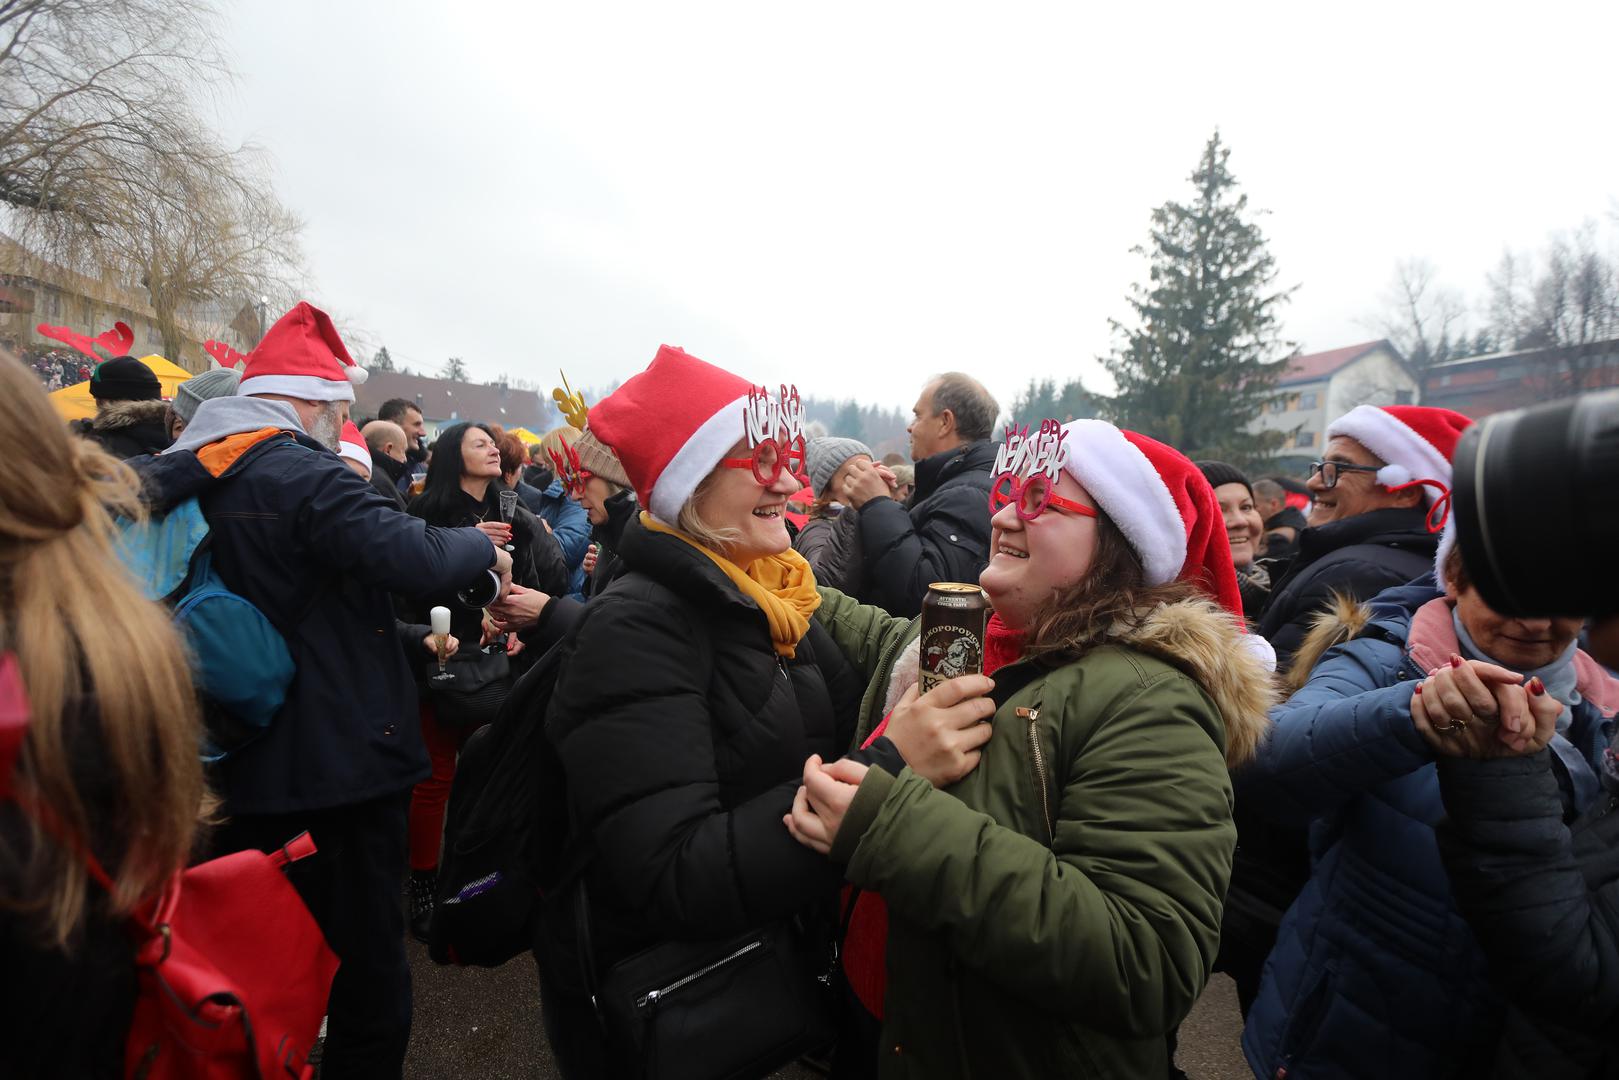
[983, 612, 1025, 676]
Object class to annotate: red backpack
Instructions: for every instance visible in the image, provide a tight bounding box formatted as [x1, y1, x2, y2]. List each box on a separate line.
[0, 653, 338, 1079]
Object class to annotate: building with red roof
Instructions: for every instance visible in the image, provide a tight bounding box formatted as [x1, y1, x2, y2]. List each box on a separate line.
[1250, 339, 1417, 470]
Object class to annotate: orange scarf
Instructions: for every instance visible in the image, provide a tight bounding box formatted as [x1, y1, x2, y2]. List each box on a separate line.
[640, 513, 821, 657]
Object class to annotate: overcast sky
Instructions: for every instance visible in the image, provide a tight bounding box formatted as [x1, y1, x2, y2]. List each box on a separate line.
[213, 1, 1619, 412]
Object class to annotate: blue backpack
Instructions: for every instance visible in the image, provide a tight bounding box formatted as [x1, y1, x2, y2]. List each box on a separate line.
[119, 497, 295, 762]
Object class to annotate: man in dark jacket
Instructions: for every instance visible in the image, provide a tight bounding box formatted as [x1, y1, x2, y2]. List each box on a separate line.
[70, 355, 172, 459]
[132, 304, 510, 1078]
[363, 418, 411, 510]
[1257, 404, 1473, 673]
[840, 373, 999, 618]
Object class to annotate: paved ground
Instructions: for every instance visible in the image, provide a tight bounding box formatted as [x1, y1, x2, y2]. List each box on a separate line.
[404, 935, 1252, 1079]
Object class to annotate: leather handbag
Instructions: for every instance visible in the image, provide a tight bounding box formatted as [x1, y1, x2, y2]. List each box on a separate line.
[426, 646, 511, 730]
[574, 881, 833, 1080]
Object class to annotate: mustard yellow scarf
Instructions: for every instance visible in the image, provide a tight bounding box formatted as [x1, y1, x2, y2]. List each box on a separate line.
[641, 512, 821, 657]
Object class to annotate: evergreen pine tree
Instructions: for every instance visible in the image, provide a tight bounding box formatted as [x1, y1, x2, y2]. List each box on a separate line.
[1102, 131, 1295, 464]
[833, 400, 865, 440]
[372, 346, 394, 372]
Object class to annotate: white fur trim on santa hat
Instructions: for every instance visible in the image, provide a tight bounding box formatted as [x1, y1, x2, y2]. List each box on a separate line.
[1433, 517, 1457, 592]
[339, 440, 370, 470]
[1059, 419, 1186, 586]
[1325, 405, 1450, 502]
[649, 393, 752, 524]
[238, 373, 356, 402]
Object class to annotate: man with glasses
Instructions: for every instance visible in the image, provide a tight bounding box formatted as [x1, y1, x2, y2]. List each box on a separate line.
[1256, 404, 1474, 673]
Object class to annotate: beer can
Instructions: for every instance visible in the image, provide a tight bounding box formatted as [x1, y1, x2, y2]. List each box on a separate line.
[919, 582, 989, 694]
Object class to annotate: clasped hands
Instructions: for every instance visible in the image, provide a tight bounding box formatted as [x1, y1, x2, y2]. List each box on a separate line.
[1411, 655, 1563, 759]
[785, 674, 996, 855]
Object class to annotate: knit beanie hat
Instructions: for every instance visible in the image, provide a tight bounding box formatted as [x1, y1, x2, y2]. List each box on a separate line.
[807, 436, 873, 498]
[173, 366, 242, 423]
[238, 301, 367, 402]
[1053, 420, 1274, 669]
[573, 427, 632, 490]
[89, 356, 161, 402]
[588, 345, 803, 524]
[1324, 405, 1473, 507]
[338, 421, 371, 475]
[1196, 460, 1252, 498]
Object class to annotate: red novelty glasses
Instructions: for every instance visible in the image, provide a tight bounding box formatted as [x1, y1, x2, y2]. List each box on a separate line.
[548, 443, 592, 499]
[722, 437, 806, 487]
[989, 472, 1097, 522]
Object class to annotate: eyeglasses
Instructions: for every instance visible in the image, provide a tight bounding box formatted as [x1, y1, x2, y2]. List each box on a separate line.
[989, 472, 1098, 522]
[1309, 460, 1382, 489]
[722, 437, 806, 487]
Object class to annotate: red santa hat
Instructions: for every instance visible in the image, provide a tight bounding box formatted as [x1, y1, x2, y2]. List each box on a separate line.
[1323, 405, 1472, 504]
[587, 345, 758, 524]
[338, 420, 371, 475]
[1059, 419, 1274, 669]
[238, 301, 368, 402]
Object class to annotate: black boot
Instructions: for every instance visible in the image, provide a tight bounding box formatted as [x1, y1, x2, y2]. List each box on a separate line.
[408, 869, 436, 944]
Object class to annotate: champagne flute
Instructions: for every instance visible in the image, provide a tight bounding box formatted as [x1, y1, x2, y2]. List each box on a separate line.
[497, 490, 519, 552]
[428, 605, 455, 685]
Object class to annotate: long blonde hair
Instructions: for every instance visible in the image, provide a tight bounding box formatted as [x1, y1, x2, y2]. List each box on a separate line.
[0, 351, 205, 943]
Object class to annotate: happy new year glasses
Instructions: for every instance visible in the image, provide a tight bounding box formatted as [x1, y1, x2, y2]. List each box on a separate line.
[722, 437, 806, 487]
[989, 472, 1097, 521]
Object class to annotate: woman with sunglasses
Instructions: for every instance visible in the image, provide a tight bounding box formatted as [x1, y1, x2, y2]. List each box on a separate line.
[534, 347, 871, 1078]
[792, 418, 1274, 1079]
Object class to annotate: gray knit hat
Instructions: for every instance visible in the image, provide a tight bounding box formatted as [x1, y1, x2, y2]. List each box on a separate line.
[806, 436, 873, 498]
[173, 367, 242, 423]
[574, 427, 633, 490]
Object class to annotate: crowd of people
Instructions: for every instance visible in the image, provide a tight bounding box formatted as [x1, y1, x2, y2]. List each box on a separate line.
[1, 299, 1615, 1079]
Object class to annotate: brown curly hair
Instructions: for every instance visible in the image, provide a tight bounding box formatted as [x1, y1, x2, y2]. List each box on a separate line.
[1022, 510, 1202, 664]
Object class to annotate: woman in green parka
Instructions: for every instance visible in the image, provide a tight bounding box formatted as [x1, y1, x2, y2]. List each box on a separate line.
[787, 419, 1276, 1079]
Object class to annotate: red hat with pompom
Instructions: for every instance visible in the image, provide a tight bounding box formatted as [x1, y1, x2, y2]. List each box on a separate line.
[238, 301, 367, 402]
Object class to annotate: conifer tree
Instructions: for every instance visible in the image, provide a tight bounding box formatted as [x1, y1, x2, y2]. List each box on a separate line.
[1102, 131, 1295, 464]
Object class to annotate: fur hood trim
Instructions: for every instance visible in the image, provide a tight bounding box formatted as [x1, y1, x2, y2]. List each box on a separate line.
[1282, 591, 1373, 694]
[93, 398, 170, 431]
[1103, 598, 1276, 767]
[881, 598, 1275, 768]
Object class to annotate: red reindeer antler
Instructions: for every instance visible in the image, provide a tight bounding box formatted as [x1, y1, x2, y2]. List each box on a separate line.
[36, 321, 134, 361]
[203, 340, 247, 369]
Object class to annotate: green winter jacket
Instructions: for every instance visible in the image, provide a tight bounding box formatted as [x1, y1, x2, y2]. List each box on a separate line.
[816, 587, 1274, 1080]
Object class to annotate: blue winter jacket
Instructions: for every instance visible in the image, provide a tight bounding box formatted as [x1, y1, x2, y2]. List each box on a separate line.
[530, 477, 591, 597]
[133, 398, 499, 815]
[1237, 581, 1612, 1079]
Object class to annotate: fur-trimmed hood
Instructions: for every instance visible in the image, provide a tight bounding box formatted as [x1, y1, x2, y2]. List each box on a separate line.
[91, 398, 170, 432]
[882, 597, 1276, 767]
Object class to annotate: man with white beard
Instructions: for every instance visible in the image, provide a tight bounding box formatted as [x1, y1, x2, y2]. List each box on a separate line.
[132, 302, 510, 1077]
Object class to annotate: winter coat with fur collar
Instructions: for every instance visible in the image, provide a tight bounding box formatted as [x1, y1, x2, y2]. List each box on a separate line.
[814, 587, 1274, 1080]
[72, 399, 172, 460]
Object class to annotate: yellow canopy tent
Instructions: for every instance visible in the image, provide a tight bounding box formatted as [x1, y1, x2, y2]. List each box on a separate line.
[48, 355, 196, 422]
[505, 426, 544, 446]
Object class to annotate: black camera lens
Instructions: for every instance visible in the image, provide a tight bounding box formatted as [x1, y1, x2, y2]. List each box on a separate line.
[1451, 387, 1619, 618]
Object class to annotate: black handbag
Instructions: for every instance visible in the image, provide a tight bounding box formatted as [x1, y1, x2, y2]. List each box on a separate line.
[425, 647, 511, 730]
[573, 881, 833, 1080]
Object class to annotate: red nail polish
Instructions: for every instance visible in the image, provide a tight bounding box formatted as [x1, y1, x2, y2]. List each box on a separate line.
[1450, 655, 1463, 669]
[1529, 677, 1546, 697]
[1414, 684, 1423, 696]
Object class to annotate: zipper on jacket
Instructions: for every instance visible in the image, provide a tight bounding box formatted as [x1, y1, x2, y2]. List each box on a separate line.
[634, 939, 764, 1011]
[1018, 705, 1053, 844]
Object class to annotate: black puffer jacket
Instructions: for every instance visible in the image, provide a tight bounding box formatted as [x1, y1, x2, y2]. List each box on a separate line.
[1257, 506, 1436, 672]
[854, 439, 996, 617]
[72, 399, 172, 460]
[546, 514, 863, 963]
[1436, 748, 1619, 1078]
[792, 507, 863, 594]
[584, 489, 636, 598]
